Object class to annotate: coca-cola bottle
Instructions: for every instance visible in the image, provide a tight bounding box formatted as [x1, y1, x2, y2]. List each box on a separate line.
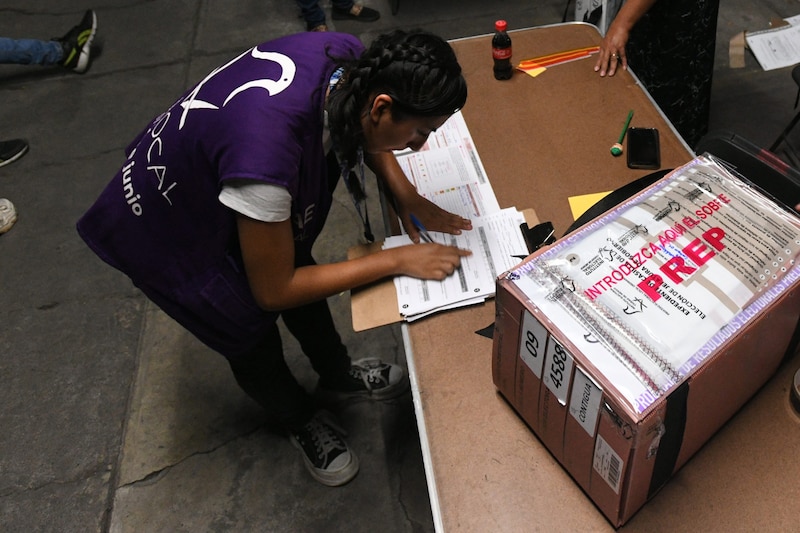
[492, 20, 512, 80]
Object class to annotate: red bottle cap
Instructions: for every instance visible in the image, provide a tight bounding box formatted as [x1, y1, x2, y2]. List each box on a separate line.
[495, 20, 507, 32]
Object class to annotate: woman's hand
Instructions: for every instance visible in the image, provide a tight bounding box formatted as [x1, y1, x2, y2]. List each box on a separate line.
[392, 241, 472, 280]
[365, 151, 472, 242]
[398, 194, 472, 243]
[238, 215, 471, 311]
[593, 0, 656, 77]
[594, 26, 629, 77]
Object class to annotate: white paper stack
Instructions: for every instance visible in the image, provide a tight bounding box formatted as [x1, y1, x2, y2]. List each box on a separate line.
[390, 111, 530, 321]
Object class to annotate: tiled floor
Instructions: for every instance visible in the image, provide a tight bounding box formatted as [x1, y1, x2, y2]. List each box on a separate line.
[2, 0, 799, 531]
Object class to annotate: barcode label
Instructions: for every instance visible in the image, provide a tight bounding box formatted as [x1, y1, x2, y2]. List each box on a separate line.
[593, 435, 623, 494]
[518, 311, 548, 378]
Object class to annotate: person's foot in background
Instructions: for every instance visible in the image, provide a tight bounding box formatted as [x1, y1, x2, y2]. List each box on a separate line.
[0, 139, 29, 168]
[0, 139, 27, 234]
[300, 1, 380, 32]
[57, 9, 97, 73]
[0, 198, 18, 234]
[331, 2, 380, 23]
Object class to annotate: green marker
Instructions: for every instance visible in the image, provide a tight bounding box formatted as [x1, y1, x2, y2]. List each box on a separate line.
[610, 109, 634, 156]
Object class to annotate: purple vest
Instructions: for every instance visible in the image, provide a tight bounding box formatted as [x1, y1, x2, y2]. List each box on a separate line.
[77, 32, 364, 357]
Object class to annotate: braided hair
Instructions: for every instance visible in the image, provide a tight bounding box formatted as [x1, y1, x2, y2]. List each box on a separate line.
[327, 29, 468, 165]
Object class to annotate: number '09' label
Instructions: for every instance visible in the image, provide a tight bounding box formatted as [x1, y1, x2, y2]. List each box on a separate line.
[519, 311, 548, 379]
[544, 339, 574, 405]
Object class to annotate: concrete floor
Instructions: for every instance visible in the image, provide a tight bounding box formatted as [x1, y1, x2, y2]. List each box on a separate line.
[1, 0, 799, 531]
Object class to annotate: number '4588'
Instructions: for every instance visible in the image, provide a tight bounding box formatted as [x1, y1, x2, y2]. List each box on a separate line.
[549, 343, 568, 388]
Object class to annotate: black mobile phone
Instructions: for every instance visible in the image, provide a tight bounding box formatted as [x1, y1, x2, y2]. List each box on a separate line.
[627, 127, 661, 170]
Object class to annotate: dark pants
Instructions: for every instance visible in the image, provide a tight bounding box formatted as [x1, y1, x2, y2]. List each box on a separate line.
[228, 296, 351, 431]
[627, 0, 720, 149]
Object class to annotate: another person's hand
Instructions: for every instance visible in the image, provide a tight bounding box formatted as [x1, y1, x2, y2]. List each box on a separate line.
[594, 25, 629, 77]
[394, 242, 472, 281]
[593, 0, 656, 77]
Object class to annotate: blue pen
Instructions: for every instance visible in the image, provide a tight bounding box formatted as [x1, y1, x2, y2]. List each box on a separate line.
[409, 213, 434, 243]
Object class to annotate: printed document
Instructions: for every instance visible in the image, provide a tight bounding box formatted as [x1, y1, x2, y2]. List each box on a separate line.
[745, 21, 800, 71]
[390, 111, 529, 319]
[384, 208, 529, 320]
[395, 111, 500, 218]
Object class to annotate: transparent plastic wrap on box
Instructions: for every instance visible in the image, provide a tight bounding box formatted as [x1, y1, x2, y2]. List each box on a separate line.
[509, 155, 800, 417]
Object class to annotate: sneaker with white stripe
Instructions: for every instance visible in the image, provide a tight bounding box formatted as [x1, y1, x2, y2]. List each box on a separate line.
[58, 10, 97, 73]
[290, 410, 359, 486]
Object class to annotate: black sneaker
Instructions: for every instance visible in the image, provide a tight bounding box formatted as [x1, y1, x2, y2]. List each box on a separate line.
[332, 3, 380, 22]
[57, 10, 97, 73]
[318, 358, 409, 401]
[0, 139, 29, 168]
[290, 410, 359, 486]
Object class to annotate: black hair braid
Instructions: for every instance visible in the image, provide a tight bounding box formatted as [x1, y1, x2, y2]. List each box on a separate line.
[328, 29, 467, 166]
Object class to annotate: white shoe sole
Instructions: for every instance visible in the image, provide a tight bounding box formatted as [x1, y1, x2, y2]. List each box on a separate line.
[74, 11, 97, 73]
[0, 198, 18, 234]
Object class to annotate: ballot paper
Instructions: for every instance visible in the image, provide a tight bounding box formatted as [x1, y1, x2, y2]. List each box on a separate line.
[385, 208, 529, 321]
[395, 110, 500, 218]
[386, 111, 532, 320]
[510, 155, 800, 413]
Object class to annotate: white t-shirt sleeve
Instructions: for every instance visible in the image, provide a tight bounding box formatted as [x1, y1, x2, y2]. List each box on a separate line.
[218, 179, 292, 222]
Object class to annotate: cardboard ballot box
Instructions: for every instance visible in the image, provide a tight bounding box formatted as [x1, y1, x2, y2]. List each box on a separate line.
[492, 155, 800, 526]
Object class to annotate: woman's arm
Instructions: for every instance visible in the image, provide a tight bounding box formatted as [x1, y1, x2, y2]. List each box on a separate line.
[594, 0, 658, 77]
[365, 150, 472, 242]
[238, 214, 471, 311]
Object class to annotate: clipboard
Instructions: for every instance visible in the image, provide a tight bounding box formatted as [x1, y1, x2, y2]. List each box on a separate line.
[348, 208, 542, 331]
